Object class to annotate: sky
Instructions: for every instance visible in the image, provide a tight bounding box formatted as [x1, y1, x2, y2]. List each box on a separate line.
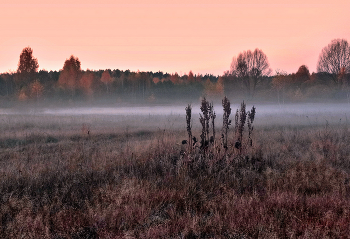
[1, 0, 349, 76]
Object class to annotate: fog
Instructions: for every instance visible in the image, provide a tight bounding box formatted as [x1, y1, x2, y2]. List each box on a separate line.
[1, 103, 349, 131]
[1, 103, 349, 118]
[1, 103, 349, 117]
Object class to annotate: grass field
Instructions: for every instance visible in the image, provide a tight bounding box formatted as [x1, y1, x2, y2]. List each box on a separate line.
[1, 104, 350, 238]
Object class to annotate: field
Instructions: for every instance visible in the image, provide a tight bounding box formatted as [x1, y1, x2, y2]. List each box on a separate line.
[1, 103, 350, 238]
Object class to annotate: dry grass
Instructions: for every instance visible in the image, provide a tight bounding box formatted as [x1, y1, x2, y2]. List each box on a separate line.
[1, 112, 350, 238]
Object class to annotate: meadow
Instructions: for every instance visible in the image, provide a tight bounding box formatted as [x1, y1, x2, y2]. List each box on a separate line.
[1, 101, 350, 238]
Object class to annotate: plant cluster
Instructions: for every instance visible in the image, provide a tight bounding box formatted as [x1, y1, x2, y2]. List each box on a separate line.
[186, 97, 256, 157]
[234, 101, 256, 154]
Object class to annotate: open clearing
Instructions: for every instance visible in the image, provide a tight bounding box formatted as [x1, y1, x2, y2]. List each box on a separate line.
[1, 103, 350, 238]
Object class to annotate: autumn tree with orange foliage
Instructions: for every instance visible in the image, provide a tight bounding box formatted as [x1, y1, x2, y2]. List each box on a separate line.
[100, 70, 113, 94]
[58, 55, 81, 96]
[152, 77, 160, 84]
[188, 71, 194, 82]
[216, 76, 225, 96]
[30, 80, 44, 100]
[202, 78, 224, 97]
[80, 71, 94, 97]
[170, 72, 180, 84]
[16, 47, 39, 89]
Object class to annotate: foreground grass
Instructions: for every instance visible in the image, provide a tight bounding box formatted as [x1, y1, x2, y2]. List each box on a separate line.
[1, 116, 350, 238]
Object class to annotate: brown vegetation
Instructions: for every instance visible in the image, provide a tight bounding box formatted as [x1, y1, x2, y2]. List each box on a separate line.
[1, 104, 350, 238]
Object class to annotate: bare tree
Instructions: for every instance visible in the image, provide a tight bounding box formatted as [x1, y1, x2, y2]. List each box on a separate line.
[317, 39, 350, 85]
[230, 48, 271, 97]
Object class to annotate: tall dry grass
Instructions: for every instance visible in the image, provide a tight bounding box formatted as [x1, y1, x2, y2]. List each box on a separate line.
[0, 110, 350, 238]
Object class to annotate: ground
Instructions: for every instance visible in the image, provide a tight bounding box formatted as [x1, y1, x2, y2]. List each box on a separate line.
[1, 104, 350, 238]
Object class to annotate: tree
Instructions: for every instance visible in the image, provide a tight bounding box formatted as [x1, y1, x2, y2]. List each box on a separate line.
[296, 65, 310, 80]
[30, 80, 44, 100]
[0, 73, 15, 97]
[272, 70, 288, 104]
[79, 71, 94, 96]
[230, 48, 271, 97]
[294, 65, 311, 89]
[317, 39, 350, 85]
[188, 70, 194, 82]
[58, 55, 81, 96]
[170, 72, 180, 84]
[152, 77, 160, 84]
[100, 70, 113, 94]
[16, 47, 39, 87]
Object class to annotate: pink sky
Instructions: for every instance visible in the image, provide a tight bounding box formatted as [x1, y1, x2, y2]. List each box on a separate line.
[1, 0, 349, 75]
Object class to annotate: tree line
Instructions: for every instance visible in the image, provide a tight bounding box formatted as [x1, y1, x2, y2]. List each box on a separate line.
[0, 38, 349, 103]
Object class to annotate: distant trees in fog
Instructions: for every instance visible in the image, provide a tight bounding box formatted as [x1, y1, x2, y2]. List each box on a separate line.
[0, 42, 350, 103]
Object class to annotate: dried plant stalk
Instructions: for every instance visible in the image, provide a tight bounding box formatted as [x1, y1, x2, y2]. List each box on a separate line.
[238, 101, 247, 146]
[247, 105, 256, 146]
[221, 96, 231, 150]
[208, 102, 216, 146]
[200, 98, 210, 149]
[185, 104, 192, 149]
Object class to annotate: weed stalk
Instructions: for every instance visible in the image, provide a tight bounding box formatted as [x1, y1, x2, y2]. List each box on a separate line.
[222, 96, 231, 150]
[185, 104, 192, 151]
[209, 102, 216, 146]
[199, 98, 210, 150]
